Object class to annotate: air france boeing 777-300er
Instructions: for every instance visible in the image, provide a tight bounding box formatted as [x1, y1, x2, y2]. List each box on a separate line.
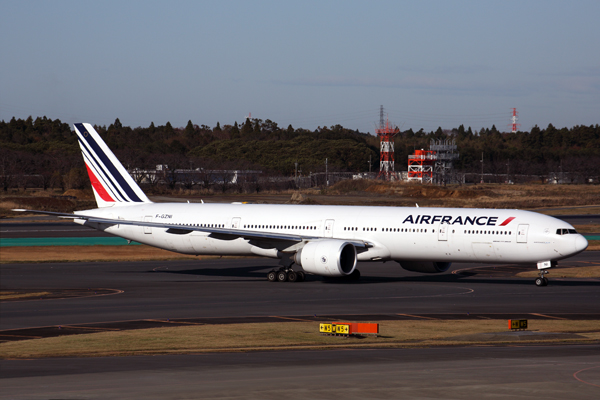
[15, 123, 588, 286]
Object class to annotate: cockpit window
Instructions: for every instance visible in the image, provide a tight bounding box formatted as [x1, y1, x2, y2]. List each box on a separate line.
[556, 229, 578, 235]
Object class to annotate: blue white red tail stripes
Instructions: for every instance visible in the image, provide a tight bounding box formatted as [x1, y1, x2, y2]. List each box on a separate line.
[74, 123, 151, 207]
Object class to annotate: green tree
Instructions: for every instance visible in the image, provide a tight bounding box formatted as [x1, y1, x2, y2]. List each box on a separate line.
[185, 120, 195, 139]
[240, 118, 252, 136]
[230, 121, 240, 138]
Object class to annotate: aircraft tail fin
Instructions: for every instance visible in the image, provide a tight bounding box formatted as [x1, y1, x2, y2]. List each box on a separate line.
[74, 123, 152, 208]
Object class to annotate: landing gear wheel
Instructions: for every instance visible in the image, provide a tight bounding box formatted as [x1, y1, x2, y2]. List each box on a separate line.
[267, 270, 277, 282]
[535, 277, 544, 287]
[296, 271, 305, 282]
[535, 269, 549, 286]
[287, 270, 298, 282]
[277, 270, 288, 282]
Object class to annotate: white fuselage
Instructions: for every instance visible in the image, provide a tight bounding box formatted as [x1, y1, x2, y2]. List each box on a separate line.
[75, 203, 587, 265]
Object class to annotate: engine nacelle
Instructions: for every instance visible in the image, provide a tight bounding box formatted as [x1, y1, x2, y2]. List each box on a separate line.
[294, 240, 357, 277]
[398, 261, 451, 274]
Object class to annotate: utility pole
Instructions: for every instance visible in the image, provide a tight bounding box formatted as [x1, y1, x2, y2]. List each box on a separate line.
[480, 152, 484, 184]
[325, 158, 328, 186]
[295, 161, 298, 183]
[506, 159, 510, 184]
[559, 160, 563, 184]
[368, 154, 372, 174]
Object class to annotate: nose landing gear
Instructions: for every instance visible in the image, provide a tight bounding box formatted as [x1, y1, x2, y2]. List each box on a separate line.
[535, 269, 549, 286]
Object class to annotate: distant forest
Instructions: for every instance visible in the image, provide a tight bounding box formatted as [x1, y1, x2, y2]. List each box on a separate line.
[1, 116, 599, 191]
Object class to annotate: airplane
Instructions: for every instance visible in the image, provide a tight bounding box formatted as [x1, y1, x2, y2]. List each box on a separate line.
[14, 123, 588, 286]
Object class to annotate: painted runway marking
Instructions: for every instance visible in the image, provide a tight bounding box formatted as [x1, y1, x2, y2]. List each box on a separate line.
[145, 319, 206, 326]
[271, 316, 318, 322]
[396, 314, 439, 320]
[530, 313, 569, 320]
[573, 365, 600, 388]
[61, 325, 121, 331]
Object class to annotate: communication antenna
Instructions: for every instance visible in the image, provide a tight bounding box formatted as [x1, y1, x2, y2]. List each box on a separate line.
[376, 105, 399, 181]
[510, 108, 521, 133]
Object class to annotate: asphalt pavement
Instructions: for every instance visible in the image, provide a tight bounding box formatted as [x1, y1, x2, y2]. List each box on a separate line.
[1, 216, 599, 399]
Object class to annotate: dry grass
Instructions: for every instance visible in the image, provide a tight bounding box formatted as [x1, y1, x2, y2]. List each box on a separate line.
[517, 265, 600, 279]
[0, 200, 20, 211]
[3, 184, 599, 216]
[573, 224, 600, 233]
[584, 241, 600, 251]
[0, 291, 52, 300]
[535, 206, 600, 215]
[3, 242, 597, 265]
[0, 245, 201, 263]
[441, 184, 600, 210]
[1, 320, 599, 359]
[313, 183, 600, 210]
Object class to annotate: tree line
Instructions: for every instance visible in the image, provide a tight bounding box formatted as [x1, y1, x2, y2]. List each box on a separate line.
[1, 116, 599, 191]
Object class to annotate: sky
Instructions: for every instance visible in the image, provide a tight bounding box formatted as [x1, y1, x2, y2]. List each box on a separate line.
[1, 0, 599, 134]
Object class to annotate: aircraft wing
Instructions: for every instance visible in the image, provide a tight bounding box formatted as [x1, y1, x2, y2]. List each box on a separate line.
[12, 209, 371, 248]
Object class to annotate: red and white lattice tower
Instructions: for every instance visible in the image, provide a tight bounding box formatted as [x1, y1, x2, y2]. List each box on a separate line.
[407, 149, 436, 183]
[510, 108, 521, 133]
[376, 106, 399, 181]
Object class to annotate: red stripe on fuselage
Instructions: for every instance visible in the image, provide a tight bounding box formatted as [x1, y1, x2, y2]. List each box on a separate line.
[499, 216, 515, 226]
[85, 164, 115, 202]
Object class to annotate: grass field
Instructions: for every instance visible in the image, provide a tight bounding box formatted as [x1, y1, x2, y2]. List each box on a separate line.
[516, 265, 600, 279]
[1, 319, 599, 359]
[0, 291, 53, 300]
[0, 245, 201, 264]
[2, 248, 597, 358]
[2, 183, 600, 216]
[1, 240, 597, 265]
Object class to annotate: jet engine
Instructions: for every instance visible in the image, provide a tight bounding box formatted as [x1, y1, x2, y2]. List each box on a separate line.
[398, 261, 451, 274]
[294, 240, 357, 277]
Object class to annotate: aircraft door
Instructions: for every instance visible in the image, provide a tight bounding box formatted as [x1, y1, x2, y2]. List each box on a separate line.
[438, 224, 448, 241]
[324, 219, 334, 238]
[231, 217, 241, 229]
[143, 215, 152, 234]
[517, 224, 529, 243]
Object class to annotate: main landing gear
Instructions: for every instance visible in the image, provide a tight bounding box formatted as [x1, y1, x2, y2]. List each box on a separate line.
[535, 269, 549, 287]
[266, 268, 362, 282]
[267, 268, 305, 283]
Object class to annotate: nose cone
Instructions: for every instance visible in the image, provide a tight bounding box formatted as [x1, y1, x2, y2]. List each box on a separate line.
[574, 235, 588, 253]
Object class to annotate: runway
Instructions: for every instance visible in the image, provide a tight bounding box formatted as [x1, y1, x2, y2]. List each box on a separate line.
[1, 218, 599, 399]
[2, 253, 600, 332]
[2, 346, 599, 399]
